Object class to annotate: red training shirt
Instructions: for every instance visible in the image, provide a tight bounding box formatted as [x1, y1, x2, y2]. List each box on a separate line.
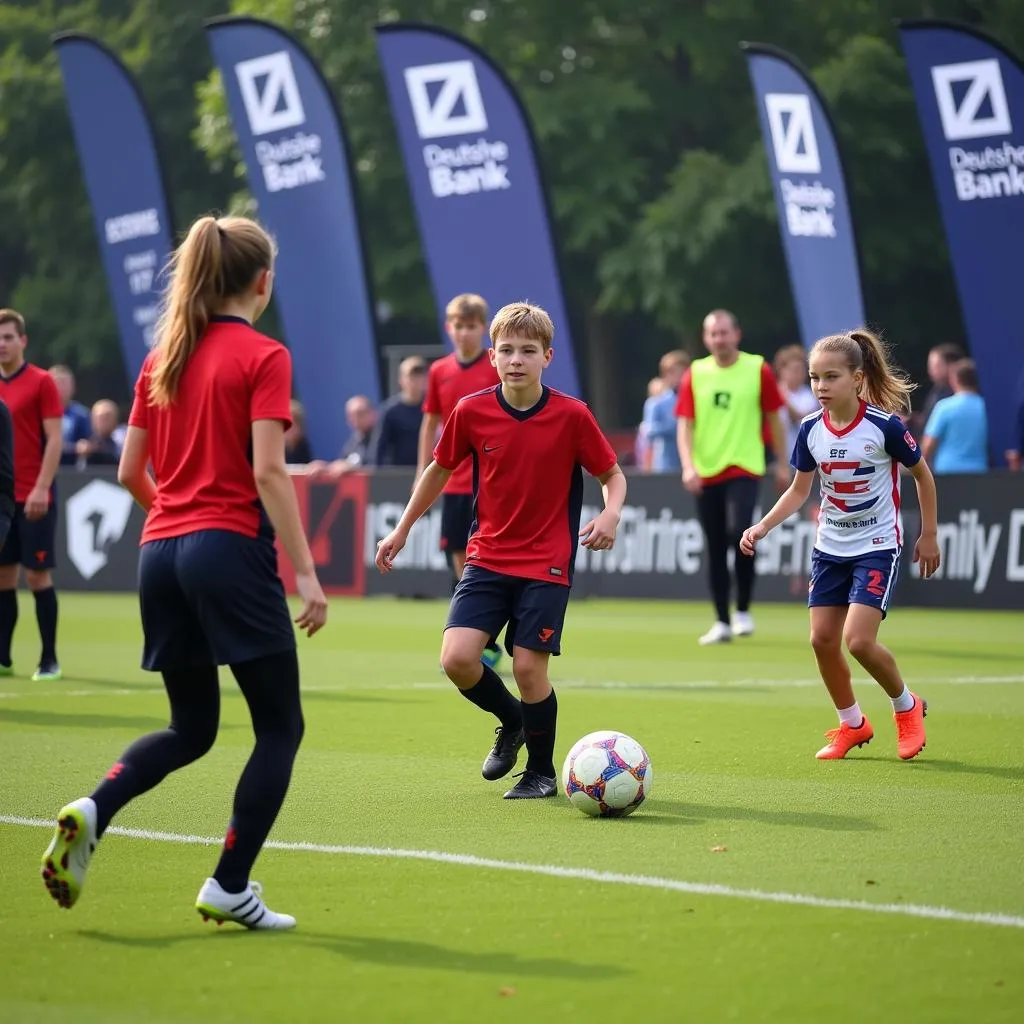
[128, 316, 293, 544]
[674, 361, 784, 486]
[434, 386, 617, 586]
[0, 364, 63, 503]
[422, 351, 500, 495]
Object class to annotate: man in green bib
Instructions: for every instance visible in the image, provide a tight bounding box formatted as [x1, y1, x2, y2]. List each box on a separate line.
[675, 310, 790, 644]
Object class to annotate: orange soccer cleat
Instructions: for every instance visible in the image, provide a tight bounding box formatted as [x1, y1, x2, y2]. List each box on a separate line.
[894, 693, 928, 760]
[815, 718, 875, 760]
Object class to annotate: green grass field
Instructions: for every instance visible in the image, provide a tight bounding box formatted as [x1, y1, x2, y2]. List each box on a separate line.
[1, 593, 1022, 1023]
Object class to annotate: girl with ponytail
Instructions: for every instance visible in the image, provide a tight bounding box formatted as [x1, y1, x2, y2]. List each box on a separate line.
[740, 328, 940, 762]
[41, 215, 326, 930]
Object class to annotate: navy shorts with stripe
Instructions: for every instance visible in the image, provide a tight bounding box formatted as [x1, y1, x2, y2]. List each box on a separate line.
[0, 502, 57, 570]
[139, 529, 295, 672]
[440, 493, 474, 553]
[808, 547, 902, 618]
[446, 563, 570, 656]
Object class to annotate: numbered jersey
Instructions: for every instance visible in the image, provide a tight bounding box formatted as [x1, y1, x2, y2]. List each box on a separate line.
[792, 402, 921, 557]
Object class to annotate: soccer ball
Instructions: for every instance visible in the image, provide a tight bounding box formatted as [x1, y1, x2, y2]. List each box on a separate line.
[561, 730, 652, 817]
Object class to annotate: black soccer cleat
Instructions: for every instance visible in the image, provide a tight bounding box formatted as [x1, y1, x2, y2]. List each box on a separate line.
[503, 770, 557, 800]
[482, 726, 525, 781]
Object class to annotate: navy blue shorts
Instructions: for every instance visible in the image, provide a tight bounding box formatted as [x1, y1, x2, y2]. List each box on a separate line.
[440, 493, 474, 553]
[139, 529, 295, 672]
[0, 502, 57, 570]
[446, 564, 570, 656]
[808, 548, 901, 617]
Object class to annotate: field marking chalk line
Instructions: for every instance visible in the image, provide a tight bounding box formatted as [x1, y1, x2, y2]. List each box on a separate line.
[2, 814, 1021, 930]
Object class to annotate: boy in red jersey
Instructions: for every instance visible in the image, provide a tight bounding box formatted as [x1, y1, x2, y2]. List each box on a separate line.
[0, 310, 65, 681]
[379, 302, 626, 799]
[417, 294, 504, 668]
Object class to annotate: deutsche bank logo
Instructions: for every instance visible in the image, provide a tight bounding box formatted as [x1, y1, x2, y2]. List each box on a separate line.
[764, 93, 821, 174]
[404, 60, 488, 139]
[932, 59, 1012, 141]
[235, 51, 306, 136]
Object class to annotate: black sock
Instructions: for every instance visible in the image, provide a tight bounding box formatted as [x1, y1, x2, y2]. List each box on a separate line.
[460, 664, 521, 730]
[90, 667, 220, 836]
[522, 689, 558, 778]
[33, 587, 58, 666]
[213, 650, 304, 894]
[0, 589, 16, 665]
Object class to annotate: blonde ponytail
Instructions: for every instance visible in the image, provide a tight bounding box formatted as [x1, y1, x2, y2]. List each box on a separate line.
[148, 215, 274, 406]
[811, 328, 916, 415]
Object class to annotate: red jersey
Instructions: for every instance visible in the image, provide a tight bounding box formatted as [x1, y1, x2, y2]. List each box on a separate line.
[128, 316, 293, 544]
[434, 386, 617, 586]
[0, 363, 63, 502]
[422, 351, 499, 494]
[674, 360, 784, 485]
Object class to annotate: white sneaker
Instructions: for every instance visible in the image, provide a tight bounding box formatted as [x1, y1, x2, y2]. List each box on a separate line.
[41, 797, 98, 910]
[698, 621, 733, 646]
[731, 611, 755, 637]
[195, 877, 296, 930]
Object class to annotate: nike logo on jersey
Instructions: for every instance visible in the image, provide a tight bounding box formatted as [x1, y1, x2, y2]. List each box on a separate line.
[482, 444, 502, 453]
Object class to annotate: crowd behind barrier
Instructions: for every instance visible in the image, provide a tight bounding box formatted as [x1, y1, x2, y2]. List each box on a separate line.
[56, 467, 1024, 610]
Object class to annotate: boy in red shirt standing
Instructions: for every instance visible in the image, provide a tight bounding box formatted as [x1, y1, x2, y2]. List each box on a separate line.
[0, 310, 65, 680]
[379, 302, 626, 799]
[417, 294, 504, 668]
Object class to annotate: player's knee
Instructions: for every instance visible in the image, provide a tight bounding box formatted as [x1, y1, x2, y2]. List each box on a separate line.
[512, 651, 549, 701]
[843, 631, 875, 661]
[810, 628, 841, 654]
[176, 720, 218, 762]
[0, 566, 17, 590]
[439, 644, 480, 686]
[25, 569, 52, 591]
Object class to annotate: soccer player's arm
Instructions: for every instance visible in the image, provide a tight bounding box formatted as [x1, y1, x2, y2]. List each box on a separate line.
[760, 363, 790, 488]
[0, 399, 14, 525]
[920, 401, 945, 464]
[673, 370, 700, 491]
[416, 364, 443, 484]
[742, 423, 816, 555]
[578, 410, 626, 550]
[886, 417, 940, 577]
[250, 347, 318, 581]
[119, 361, 158, 511]
[27, 375, 65, 518]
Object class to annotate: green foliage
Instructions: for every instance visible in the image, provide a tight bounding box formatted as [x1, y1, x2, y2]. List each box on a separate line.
[3, 0, 1024, 417]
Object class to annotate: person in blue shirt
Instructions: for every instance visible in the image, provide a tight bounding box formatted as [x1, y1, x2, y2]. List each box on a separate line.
[641, 350, 690, 473]
[922, 359, 989, 474]
[49, 366, 91, 467]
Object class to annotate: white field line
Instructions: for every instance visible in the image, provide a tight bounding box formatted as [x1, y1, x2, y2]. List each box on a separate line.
[2, 814, 1022, 930]
[1, 675, 1022, 700]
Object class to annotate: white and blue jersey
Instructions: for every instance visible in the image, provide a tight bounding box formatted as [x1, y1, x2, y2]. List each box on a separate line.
[792, 402, 921, 558]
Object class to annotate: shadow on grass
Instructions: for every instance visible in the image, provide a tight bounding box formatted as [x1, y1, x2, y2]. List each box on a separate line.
[0, 708, 210, 732]
[78, 929, 627, 979]
[860, 756, 1024, 783]
[643, 799, 880, 832]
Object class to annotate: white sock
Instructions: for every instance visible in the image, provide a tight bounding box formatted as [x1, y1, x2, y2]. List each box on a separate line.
[837, 703, 863, 727]
[890, 686, 915, 713]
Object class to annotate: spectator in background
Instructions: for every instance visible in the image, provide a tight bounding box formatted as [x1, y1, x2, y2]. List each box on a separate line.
[641, 350, 690, 473]
[922, 359, 989, 474]
[49, 365, 91, 467]
[636, 376, 665, 470]
[284, 400, 313, 465]
[371, 356, 427, 467]
[913, 342, 964, 436]
[1007, 364, 1024, 471]
[75, 400, 122, 467]
[773, 344, 820, 468]
[308, 395, 376, 479]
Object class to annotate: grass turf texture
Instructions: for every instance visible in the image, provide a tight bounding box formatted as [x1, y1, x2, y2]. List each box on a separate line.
[0, 594, 1021, 1023]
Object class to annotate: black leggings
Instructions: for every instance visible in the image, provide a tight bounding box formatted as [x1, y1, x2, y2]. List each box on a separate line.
[696, 476, 760, 625]
[89, 649, 304, 893]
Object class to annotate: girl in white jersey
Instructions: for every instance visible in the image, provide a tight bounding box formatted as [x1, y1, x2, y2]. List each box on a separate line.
[741, 330, 940, 761]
